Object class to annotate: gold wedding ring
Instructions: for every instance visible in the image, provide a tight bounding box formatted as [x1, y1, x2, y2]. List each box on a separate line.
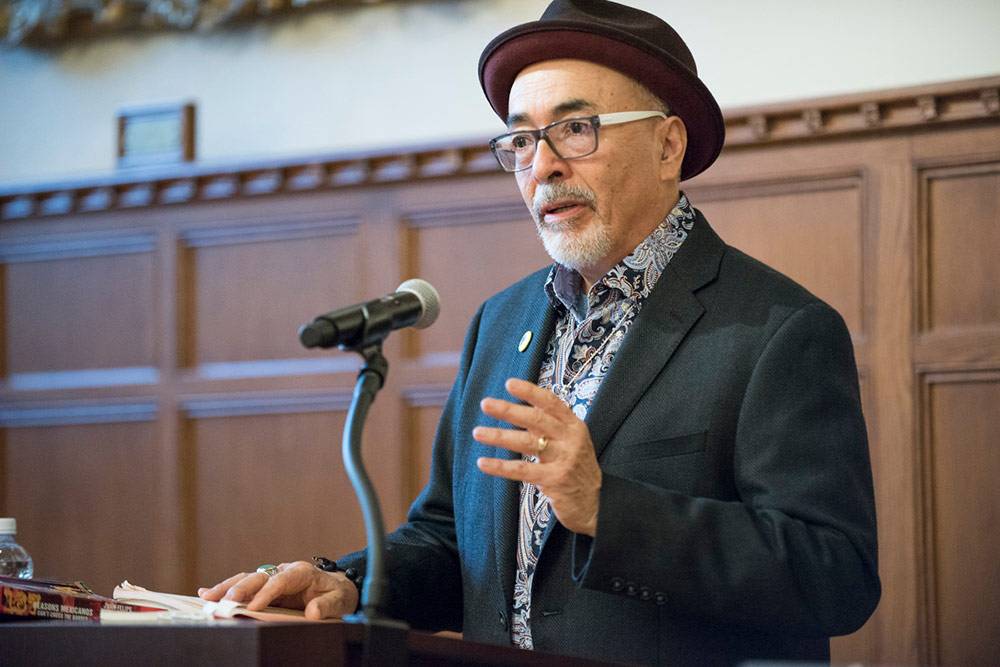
[256, 564, 279, 578]
[536, 436, 549, 454]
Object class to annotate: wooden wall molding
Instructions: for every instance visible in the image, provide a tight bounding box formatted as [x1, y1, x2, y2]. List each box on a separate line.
[0, 399, 158, 427]
[916, 370, 940, 666]
[914, 331, 1000, 369]
[191, 358, 360, 381]
[1, 76, 996, 223]
[180, 390, 353, 419]
[685, 169, 863, 203]
[400, 385, 451, 408]
[4, 366, 160, 392]
[179, 214, 359, 248]
[724, 77, 1000, 145]
[403, 202, 530, 229]
[0, 231, 156, 262]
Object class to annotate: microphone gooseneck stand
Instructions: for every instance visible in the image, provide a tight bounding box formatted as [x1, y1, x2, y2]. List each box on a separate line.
[305, 330, 409, 663]
[342, 342, 393, 619]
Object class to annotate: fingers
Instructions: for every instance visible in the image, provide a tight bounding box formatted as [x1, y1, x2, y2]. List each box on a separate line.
[245, 562, 307, 610]
[198, 561, 356, 617]
[479, 378, 572, 434]
[471, 425, 540, 457]
[198, 571, 264, 602]
[480, 397, 561, 436]
[504, 377, 571, 413]
[477, 456, 544, 484]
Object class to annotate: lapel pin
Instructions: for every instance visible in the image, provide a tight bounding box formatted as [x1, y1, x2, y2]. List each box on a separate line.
[517, 330, 532, 353]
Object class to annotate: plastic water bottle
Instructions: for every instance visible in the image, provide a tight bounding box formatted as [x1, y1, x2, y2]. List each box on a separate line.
[0, 518, 33, 578]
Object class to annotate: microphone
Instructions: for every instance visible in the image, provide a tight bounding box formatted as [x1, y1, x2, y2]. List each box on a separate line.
[298, 279, 441, 350]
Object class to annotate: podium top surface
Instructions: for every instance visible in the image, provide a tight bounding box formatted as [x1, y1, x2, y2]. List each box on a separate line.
[0, 620, 619, 666]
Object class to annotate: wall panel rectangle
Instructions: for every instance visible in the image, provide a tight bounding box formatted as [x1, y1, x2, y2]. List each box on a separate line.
[921, 163, 1000, 332]
[403, 206, 551, 357]
[183, 406, 365, 590]
[3, 250, 156, 377]
[692, 176, 865, 335]
[924, 376, 1000, 666]
[178, 221, 361, 368]
[1, 420, 161, 597]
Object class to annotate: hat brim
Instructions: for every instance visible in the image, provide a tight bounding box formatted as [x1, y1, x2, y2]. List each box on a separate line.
[480, 24, 725, 181]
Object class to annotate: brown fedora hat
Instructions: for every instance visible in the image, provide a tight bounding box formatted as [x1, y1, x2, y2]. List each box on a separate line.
[479, 0, 725, 181]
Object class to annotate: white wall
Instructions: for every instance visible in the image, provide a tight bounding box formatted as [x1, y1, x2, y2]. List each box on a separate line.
[1, 0, 998, 184]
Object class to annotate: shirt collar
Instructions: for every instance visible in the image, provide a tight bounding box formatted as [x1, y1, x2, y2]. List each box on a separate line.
[544, 192, 697, 321]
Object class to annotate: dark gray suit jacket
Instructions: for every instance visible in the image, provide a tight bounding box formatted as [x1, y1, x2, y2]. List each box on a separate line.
[340, 210, 880, 666]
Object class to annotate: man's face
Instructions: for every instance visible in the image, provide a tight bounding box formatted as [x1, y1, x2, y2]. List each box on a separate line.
[507, 59, 674, 282]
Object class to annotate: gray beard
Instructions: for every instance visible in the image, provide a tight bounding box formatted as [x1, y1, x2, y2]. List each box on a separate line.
[537, 220, 613, 272]
[532, 183, 611, 272]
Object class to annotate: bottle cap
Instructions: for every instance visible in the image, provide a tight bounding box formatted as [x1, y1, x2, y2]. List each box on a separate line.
[0, 518, 16, 534]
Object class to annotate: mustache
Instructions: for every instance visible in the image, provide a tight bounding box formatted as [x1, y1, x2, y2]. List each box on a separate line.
[531, 183, 597, 225]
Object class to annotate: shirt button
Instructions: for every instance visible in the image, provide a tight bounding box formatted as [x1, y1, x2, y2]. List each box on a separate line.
[654, 592, 667, 606]
[498, 610, 508, 629]
[639, 586, 652, 601]
[625, 582, 638, 597]
[610, 577, 625, 592]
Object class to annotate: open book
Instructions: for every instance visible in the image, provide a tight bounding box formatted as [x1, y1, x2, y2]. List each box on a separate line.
[105, 581, 311, 623]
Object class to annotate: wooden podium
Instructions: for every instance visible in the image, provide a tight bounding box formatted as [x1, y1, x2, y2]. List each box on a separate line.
[0, 620, 614, 666]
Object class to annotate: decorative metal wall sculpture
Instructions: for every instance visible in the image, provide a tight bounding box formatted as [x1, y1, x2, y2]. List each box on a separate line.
[1, 0, 389, 46]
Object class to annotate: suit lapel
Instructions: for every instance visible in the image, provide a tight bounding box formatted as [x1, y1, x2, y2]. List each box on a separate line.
[586, 211, 725, 461]
[533, 216, 725, 571]
[489, 280, 558, 614]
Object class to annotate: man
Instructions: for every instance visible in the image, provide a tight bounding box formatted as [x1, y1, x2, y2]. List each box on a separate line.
[200, 1, 880, 664]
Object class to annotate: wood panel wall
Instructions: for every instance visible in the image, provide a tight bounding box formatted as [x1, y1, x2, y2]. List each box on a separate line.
[1, 76, 999, 665]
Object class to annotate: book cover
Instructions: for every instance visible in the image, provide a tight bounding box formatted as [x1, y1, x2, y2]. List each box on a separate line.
[0, 576, 162, 623]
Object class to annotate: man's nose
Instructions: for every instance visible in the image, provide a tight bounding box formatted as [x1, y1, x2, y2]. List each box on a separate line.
[531, 137, 567, 183]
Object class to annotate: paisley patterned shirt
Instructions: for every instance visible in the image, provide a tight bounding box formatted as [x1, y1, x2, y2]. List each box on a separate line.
[511, 193, 697, 649]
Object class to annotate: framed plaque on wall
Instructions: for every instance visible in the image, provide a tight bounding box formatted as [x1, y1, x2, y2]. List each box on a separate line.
[117, 101, 196, 169]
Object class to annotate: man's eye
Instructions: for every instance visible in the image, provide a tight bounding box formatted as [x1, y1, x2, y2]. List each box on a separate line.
[566, 121, 589, 135]
[510, 134, 533, 150]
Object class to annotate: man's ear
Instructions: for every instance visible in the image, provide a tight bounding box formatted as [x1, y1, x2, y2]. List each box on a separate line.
[658, 115, 687, 182]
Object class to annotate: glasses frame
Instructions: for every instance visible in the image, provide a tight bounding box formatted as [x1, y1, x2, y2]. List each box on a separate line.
[489, 110, 668, 173]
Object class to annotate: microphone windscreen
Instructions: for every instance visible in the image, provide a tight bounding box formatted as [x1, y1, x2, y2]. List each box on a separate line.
[396, 278, 441, 329]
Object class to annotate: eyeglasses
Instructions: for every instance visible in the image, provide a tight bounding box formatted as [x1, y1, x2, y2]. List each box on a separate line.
[489, 110, 668, 173]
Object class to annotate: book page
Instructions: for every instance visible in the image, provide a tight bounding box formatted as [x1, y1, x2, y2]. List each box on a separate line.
[112, 581, 312, 622]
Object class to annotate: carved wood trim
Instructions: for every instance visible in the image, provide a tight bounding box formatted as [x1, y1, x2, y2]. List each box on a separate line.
[723, 76, 1000, 147]
[1, 0, 402, 47]
[1, 77, 997, 223]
